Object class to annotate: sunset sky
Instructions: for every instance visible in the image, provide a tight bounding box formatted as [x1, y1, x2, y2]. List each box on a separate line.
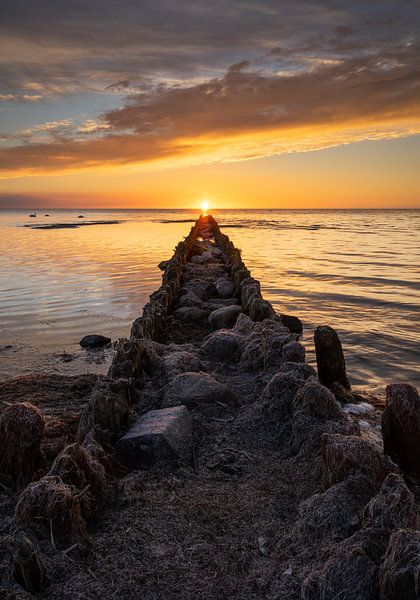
[1, 0, 419, 208]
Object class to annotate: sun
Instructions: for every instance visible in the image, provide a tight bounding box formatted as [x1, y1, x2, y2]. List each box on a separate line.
[201, 200, 209, 213]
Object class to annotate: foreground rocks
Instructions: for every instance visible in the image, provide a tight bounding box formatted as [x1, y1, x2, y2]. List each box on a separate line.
[115, 406, 192, 468]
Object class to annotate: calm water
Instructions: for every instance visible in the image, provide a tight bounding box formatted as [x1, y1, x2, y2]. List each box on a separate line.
[0, 209, 419, 395]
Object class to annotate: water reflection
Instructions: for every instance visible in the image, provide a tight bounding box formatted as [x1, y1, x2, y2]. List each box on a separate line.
[0, 208, 419, 394]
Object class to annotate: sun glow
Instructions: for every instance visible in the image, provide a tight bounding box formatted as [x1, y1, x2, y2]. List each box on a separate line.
[201, 199, 209, 213]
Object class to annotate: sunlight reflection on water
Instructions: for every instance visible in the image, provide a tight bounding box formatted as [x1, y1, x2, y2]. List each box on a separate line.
[0, 208, 419, 394]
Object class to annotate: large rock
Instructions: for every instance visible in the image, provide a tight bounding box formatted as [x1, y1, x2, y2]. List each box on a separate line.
[279, 313, 303, 334]
[379, 529, 420, 600]
[282, 341, 305, 363]
[172, 306, 208, 324]
[362, 473, 415, 531]
[199, 330, 243, 362]
[78, 377, 132, 438]
[208, 305, 242, 329]
[314, 325, 351, 390]
[260, 372, 304, 417]
[163, 372, 237, 408]
[115, 406, 192, 469]
[79, 334, 111, 348]
[381, 383, 420, 479]
[215, 278, 235, 299]
[184, 280, 218, 300]
[162, 350, 204, 380]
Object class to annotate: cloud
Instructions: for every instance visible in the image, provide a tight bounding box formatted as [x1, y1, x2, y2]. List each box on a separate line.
[0, 93, 43, 102]
[0, 1, 419, 177]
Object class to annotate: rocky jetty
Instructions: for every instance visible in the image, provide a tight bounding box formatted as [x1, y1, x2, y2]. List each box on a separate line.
[0, 215, 418, 600]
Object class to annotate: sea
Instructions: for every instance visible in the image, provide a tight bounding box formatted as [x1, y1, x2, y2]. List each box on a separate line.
[0, 208, 419, 396]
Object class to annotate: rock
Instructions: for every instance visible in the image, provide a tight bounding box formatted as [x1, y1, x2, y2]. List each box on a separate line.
[162, 350, 204, 380]
[379, 529, 420, 600]
[0, 402, 45, 486]
[208, 305, 242, 329]
[115, 406, 192, 469]
[163, 372, 237, 408]
[249, 298, 274, 321]
[362, 473, 415, 531]
[158, 259, 171, 271]
[278, 361, 317, 380]
[172, 306, 208, 324]
[314, 325, 351, 390]
[176, 292, 203, 308]
[321, 433, 389, 490]
[79, 334, 111, 348]
[215, 278, 235, 299]
[282, 341, 305, 363]
[200, 330, 243, 362]
[381, 383, 420, 479]
[13, 534, 47, 593]
[185, 280, 218, 301]
[260, 372, 304, 417]
[279, 313, 303, 334]
[292, 378, 345, 419]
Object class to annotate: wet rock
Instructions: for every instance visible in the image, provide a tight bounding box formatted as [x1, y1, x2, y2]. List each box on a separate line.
[314, 325, 351, 390]
[279, 313, 303, 334]
[321, 433, 389, 490]
[215, 277, 235, 299]
[282, 341, 305, 363]
[381, 383, 420, 479]
[80, 334, 111, 348]
[115, 406, 192, 469]
[208, 305, 242, 329]
[379, 529, 420, 600]
[362, 473, 415, 531]
[0, 402, 45, 486]
[163, 372, 237, 408]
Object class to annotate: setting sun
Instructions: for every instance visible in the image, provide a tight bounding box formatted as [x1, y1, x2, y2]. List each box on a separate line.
[201, 200, 209, 213]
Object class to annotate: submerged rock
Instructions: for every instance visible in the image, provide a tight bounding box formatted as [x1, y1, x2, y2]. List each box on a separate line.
[163, 372, 237, 408]
[381, 383, 420, 479]
[79, 334, 111, 348]
[115, 406, 192, 469]
[208, 305, 242, 329]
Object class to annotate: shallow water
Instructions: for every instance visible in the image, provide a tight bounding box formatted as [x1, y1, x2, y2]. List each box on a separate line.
[0, 208, 419, 394]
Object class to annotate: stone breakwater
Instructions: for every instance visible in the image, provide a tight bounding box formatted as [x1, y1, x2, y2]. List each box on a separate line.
[0, 215, 419, 600]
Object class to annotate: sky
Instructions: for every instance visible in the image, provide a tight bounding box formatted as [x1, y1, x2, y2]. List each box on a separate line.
[0, 0, 419, 208]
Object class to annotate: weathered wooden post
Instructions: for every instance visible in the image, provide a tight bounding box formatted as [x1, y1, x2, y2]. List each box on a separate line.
[314, 325, 351, 390]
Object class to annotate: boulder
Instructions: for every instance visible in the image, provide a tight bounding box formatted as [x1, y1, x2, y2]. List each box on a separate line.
[381, 383, 420, 479]
[282, 340, 305, 363]
[278, 361, 317, 380]
[79, 334, 111, 348]
[249, 298, 274, 322]
[163, 372, 237, 409]
[115, 406, 192, 469]
[279, 313, 303, 334]
[260, 372, 304, 417]
[185, 280, 218, 301]
[162, 350, 204, 380]
[379, 529, 420, 600]
[208, 305, 242, 329]
[314, 325, 351, 390]
[215, 278, 235, 299]
[199, 330, 243, 362]
[321, 433, 389, 490]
